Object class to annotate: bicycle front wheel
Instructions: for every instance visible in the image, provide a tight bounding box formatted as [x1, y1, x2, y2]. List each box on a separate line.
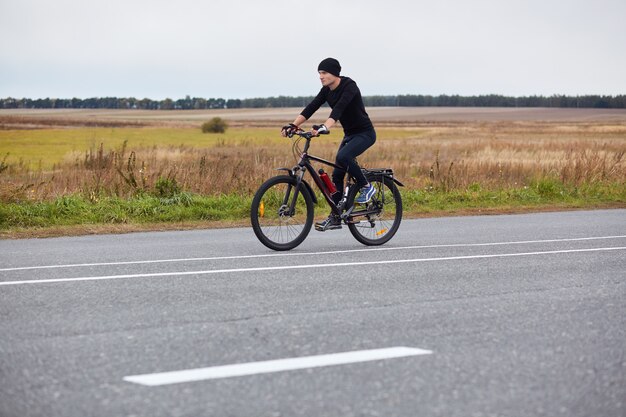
[347, 175, 402, 246]
[250, 175, 314, 251]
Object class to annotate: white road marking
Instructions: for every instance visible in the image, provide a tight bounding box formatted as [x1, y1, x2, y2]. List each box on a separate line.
[1, 246, 624, 287]
[1, 235, 625, 272]
[123, 346, 433, 386]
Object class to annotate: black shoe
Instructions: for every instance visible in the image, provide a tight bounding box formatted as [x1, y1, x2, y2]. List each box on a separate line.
[315, 215, 342, 232]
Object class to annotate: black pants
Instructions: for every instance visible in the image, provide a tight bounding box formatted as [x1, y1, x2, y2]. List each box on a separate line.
[332, 128, 376, 196]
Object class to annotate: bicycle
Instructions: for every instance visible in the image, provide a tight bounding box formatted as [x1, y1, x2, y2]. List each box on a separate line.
[250, 127, 403, 251]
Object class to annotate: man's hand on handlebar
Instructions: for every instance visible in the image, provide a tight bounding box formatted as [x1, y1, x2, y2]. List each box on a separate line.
[281, 123, 299, 138]
[311, 124, 330, 137]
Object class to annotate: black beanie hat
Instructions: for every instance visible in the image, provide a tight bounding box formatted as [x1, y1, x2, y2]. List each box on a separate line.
[318, 58, 341, 77]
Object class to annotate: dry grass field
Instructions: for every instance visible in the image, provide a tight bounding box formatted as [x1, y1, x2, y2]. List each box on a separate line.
[1, 108, 625, 200]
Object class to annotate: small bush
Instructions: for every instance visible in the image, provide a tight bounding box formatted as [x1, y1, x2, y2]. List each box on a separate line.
[201, 117, 228, 134]
[155, 177, 181, 198]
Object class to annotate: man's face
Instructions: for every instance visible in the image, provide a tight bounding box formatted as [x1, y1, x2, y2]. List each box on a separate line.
[319, 71, 338, 87]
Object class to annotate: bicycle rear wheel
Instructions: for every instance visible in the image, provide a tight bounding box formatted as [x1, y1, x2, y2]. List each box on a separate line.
[347, 175, 402, 245]
[251, 175, 314, 251]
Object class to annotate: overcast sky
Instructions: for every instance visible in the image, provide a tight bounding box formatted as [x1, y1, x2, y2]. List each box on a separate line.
[1, 0, 625, 100]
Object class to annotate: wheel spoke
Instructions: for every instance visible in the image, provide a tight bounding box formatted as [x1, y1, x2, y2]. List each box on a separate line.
[251, 176, 314, 250]
[348, 177, 402, 245]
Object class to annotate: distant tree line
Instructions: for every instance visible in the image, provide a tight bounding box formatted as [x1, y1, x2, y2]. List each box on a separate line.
[1, 94, 624, 110]
[364, 94, 626, 108]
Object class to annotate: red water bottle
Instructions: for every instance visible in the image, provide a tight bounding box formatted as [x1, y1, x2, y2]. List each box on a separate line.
[319, 169, 337, 194]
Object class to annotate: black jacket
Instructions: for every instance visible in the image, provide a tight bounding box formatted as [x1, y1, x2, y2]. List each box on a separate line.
[300, 76, 374, 136]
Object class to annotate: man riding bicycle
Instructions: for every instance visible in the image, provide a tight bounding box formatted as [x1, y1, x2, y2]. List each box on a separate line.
[281, 57, 377, 231]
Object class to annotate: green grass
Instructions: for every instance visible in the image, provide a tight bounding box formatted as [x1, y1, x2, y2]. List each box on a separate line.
[1, 180, 623, 233]
[403, 179, 625, 213]
[0, 192, 252, 229]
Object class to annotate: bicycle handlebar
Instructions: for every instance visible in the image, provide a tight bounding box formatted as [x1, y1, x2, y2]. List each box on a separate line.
[288, 128, 330, 140]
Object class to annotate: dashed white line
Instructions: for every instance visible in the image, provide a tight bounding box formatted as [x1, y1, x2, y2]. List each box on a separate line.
[1, 246, 624, 286]
[1, 235, 625, 272]
[123, 346, 433, 386]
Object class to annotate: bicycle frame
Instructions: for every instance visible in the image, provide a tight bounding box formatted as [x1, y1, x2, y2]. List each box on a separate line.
[280, 133, 392, 222]
[279, 135, 344, 216]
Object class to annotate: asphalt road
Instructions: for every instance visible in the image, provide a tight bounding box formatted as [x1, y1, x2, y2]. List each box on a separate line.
[1, 209, 625, 417]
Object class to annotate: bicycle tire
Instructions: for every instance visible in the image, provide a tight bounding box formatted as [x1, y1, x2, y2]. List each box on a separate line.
[251, 175, 314, 251]
[347, 175, 402, 246]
